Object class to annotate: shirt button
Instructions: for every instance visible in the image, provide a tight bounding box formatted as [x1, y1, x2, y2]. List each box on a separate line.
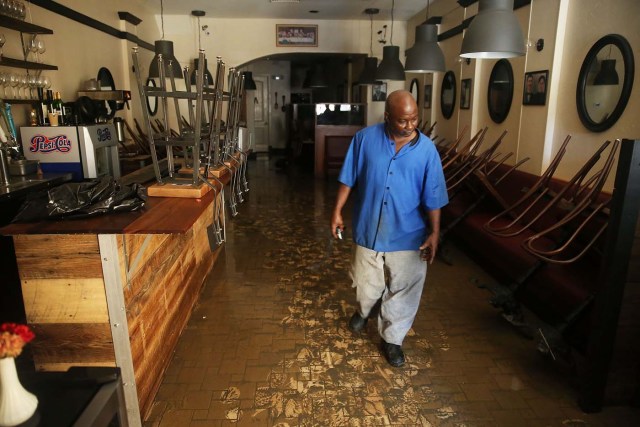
[389, 171, 393, 175]
[386, 187, 389, 190]
[384, 202, 387, 205]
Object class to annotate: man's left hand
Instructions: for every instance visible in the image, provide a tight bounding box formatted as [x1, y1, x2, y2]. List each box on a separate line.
[419, 233, 438, 264]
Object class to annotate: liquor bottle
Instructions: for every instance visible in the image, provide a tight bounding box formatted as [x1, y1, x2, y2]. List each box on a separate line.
[36, 87, 48, 125]
[53, 92, 65, 125]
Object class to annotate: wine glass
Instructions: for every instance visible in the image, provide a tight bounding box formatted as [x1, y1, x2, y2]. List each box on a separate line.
[16, 1, 25, 20]
[42, 75, 51, 90]
[27, 74, 36, 99]
[29, 35, 38, 62]
[18, 74, 27, 99]
[36, 39, 45, 62]
[9, 73, 18, 98]
[0, 34, 5, 59]
[0, 72, 7, 97]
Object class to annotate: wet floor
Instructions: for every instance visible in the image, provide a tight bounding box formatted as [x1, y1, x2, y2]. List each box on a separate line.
[144, 156, 639, 426]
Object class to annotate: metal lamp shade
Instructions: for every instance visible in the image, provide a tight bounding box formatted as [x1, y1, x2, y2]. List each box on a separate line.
[405, 24, 445, 73]
[308, 64, 328, 88]
[376, 46, 405, 81]
[460, 0, 525, 59]
[242, 71, 257, 90]
[358, 57, 379, 85]
[593, 59, 619, 85]
[149, 40, 183, 78]
[190, 58, 213, 85]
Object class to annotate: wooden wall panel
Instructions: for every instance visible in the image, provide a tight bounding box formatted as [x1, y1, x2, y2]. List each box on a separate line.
[30, 323, 115, 365]
[14, 234, 102, 279]
[21, 278, 108, 323]
[122, 194, 221, 419]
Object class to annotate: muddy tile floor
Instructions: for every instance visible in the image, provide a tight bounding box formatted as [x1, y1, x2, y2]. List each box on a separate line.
[144, 158, 639, 427]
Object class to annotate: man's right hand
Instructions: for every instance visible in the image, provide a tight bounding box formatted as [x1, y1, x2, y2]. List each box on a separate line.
[331, 212, 344, 239]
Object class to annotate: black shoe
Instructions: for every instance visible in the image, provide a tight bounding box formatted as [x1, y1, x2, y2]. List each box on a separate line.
[348, 312, 368, 333]
[381, 340, 405, 367]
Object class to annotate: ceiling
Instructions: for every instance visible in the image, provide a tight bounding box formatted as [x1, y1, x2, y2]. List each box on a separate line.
[156, 0, 439, 21]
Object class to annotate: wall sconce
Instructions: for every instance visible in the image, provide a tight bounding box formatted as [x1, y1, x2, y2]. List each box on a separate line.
[272, 75, 284, 80]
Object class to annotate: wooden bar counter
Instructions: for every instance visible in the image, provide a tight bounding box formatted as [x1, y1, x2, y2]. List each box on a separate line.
[1, 178, 229, 426]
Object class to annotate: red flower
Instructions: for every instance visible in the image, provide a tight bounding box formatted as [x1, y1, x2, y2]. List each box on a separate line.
[0, 323, 35, 358]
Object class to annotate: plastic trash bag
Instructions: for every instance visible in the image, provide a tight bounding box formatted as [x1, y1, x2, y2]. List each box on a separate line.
[12, 177, 146, 222]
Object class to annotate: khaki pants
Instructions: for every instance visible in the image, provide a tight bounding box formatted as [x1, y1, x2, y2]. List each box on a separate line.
[350, 244, 427, 345]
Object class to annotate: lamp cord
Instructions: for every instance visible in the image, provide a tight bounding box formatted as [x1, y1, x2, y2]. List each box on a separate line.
[390, 0, 395, 45]
[160, 0, 165, 39]
[369, 12, 373, 56]
[197, 16, 201, 50]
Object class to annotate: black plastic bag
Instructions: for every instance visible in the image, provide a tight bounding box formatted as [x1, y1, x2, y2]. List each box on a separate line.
[12, 177, 147, 222]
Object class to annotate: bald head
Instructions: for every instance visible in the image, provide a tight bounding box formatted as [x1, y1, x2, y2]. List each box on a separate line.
[384, 90, 419, 141]
[385, 90, 418, 119]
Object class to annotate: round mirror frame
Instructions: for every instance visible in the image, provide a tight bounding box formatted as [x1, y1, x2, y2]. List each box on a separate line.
[576, 34, 634, 132]
[409, 78, 420, 104]
[487, 59, 514, 124]
[440, 71, 456, 120]
[97, 67, 118, 120]
[146, 78, 158, 116]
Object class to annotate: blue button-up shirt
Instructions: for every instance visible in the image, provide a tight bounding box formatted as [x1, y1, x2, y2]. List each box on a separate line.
[338, 123, 449, 252]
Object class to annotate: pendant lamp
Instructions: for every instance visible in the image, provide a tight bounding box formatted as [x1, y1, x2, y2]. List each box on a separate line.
[405, 25, 445, 73]
[242, 71, 257, 90]
[358, 8, 379, 85]
[376, 0, 405, 81]
[189, 11, 213, 84]
[593, 59, 619, 85]
[308, 64, 328, 88]
[190, 58, 214, 85]
[460, 0, 525, 59]
[405, 0, 445, 73]
[149, 0, 182, 78]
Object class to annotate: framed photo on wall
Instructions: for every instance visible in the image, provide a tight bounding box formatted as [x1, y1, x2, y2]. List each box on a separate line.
[523, 70, 548, 105]
[276, 25, 318, 47]
[372, 82, 387, 102]
[424, 84, 432, 109]
[461, 78, 471, 109]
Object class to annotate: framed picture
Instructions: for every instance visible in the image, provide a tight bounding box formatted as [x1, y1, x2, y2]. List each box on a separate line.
[276, 25, 318, 47]
[523, 70, 548, 105]
[372, 82, 387, 102]
[424, 84, 432, 109]
[461, 78, 471, 109]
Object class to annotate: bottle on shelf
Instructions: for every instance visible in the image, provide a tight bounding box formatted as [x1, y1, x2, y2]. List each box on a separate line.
[52, 91, 64, 125]
[34, 87, 46, 125]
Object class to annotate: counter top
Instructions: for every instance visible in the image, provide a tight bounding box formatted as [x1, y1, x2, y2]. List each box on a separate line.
[0, 176, 227, 236]
[0, 172, 73, 201]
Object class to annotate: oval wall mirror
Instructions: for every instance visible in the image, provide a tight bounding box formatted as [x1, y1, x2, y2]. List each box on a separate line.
[576, 34, 634, 132]
[97, 67, 117, 120]
[440, 71, 456, 119]
[487, 59, 514, 124]
[409, 78, 420, 104]
[146, 78, 158, 116]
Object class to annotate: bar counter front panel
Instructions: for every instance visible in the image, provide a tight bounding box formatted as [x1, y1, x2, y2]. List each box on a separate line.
[2, 186, 225, 425]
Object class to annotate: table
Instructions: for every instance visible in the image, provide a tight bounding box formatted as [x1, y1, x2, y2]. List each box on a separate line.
[18, 367, 128, 427]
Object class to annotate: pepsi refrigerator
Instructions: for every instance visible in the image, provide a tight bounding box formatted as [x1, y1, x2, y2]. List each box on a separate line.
[20, 124, 120, 181]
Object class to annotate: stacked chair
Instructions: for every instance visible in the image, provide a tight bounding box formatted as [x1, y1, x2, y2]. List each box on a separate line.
[131, 48, 250, 246]
[438, 129, 620, 360]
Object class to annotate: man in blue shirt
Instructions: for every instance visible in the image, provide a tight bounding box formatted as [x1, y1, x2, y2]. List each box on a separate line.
[331, 90, 448, 367]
